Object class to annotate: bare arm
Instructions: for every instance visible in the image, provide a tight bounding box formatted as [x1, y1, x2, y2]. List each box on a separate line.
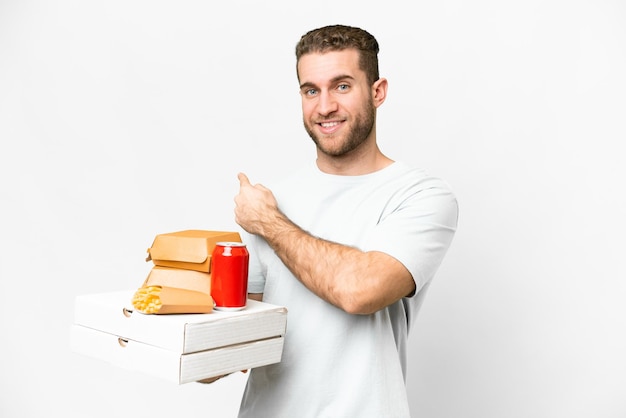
[234, 173, 415, 315]
[248, 293, 263, 302]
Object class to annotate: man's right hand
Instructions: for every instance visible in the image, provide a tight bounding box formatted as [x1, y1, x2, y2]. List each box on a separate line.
[234, 172, 281, 237]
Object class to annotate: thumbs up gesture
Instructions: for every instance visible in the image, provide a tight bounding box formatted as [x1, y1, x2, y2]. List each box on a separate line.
[234, 173, 280, 236]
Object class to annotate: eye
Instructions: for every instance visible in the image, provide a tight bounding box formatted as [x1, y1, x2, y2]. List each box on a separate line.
[302, 88, 318, 97]
[337, 83, 350, 92]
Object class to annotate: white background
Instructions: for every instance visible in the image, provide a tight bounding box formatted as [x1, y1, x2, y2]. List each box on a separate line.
[1, 1, 625, 417]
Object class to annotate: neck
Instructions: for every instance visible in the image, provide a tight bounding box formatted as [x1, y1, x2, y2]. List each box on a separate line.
[316, 143, 394, 176]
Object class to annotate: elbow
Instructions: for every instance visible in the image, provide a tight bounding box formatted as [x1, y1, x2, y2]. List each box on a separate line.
[333, 275, 414, 315]
[337, 292, 380, 315]
[342, 303, 377, 316]
[331, 272, 390, 315]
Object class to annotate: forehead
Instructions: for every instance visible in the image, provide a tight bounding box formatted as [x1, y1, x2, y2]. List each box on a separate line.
[297, 49, 364, 86]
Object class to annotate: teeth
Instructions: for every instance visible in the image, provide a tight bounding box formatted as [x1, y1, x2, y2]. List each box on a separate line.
[320, 122, 339, 128]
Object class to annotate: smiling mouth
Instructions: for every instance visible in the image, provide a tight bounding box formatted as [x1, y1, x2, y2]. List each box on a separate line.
[317, 120, 343, 135]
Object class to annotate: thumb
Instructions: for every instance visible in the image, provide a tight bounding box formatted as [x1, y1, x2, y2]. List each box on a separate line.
[238, 172, 251, 187]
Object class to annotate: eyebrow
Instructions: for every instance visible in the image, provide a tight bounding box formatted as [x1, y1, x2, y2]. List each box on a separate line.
[299, 74, 355, 90]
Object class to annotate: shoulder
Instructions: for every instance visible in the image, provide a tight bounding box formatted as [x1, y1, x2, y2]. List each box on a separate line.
[387, 162, 459, 224]
[385, 162, 456, 196]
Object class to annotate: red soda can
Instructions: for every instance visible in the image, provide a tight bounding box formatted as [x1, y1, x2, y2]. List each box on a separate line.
[210, 242, 249, 311]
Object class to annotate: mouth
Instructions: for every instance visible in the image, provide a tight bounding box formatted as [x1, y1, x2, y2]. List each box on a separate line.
[317, 120, 343, 134]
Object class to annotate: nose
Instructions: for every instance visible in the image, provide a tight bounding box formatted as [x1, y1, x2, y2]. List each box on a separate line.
[317, 90, 338, 116]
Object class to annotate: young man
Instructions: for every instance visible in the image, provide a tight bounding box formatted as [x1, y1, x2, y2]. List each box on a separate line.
[234, 25, 458, 417]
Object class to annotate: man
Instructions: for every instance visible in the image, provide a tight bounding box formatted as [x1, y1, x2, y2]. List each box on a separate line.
[234, 25, 458, 417]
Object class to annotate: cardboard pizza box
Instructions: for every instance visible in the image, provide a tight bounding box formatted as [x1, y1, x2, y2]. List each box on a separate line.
[70, 290, 287, 384]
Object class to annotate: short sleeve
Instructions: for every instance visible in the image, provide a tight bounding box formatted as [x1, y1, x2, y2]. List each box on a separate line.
[362, 177, 458, 294]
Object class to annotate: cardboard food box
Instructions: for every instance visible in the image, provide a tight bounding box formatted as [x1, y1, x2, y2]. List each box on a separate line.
[132, 266, 214, 314]
[70, 290, 287, 384]
[131, 285, 215, 314]
[146, 230, 242, 273]
[144, 266, 211, 294]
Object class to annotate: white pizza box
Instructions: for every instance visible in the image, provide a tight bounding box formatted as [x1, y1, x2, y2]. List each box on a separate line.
[70, 290, 287, 384]
[70, 325, 284, 384]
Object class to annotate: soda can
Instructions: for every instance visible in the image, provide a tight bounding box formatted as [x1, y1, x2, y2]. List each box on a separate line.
[211, 242, 249, 311]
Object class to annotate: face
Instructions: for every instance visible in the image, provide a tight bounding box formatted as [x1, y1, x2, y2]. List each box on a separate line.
[297, 49, 381, 158]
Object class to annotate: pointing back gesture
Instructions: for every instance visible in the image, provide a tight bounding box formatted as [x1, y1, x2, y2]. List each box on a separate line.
[235, 173, 280, 236]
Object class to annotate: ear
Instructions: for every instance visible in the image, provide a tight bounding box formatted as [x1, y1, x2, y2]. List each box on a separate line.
[372, 77, 388, 108]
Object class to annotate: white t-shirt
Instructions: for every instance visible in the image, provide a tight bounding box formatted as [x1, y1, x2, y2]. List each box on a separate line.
[238, 161, 458, 418]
